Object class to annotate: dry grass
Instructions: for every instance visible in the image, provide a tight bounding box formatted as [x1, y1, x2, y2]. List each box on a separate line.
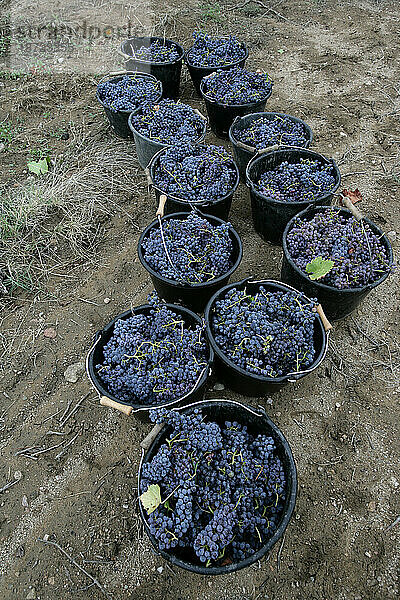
[0, 122, 140, 293]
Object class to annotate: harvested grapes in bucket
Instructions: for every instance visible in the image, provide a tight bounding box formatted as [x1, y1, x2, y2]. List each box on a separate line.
[187, 31, 246, 67]
[97, 75, 161, 112]
[134, 40, 180, 63]
[211, 287, 317, 378]
[233, 114, 309, 149]
[202, 67, 273, 104]
[96, 294, 208, 405]
[152, 143, 238, 203]
[255, 158, 336, 203]
[140, 407, 287, 565]
[286, 207, 392, 289]
[129, 99, 205, 143]
[142, 212, 233, 284]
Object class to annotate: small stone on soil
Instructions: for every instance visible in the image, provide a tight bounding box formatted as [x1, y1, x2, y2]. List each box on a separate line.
[104, 297, 111, 304]
[26, 589, 36, 600]
[64, 361, 85, 383]
[44, 327, 57, 339]
[157, 566, 163, 574]
[213, 382, 225, 391]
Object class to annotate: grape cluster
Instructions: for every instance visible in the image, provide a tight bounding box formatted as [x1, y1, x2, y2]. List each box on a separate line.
[142, 212, 233, 284]
[129, 99, 205, 143]
[233, 115, 309, 150]
[97, 75, 161, 113]
[96, 293, 208, 405]
[286, 207, 391, 289]
[140, 407, 286, 565]
[187, 31, 246, 68]
[211, 287, 317, 377]
[202, 67, 273, 105]
[134, 40, 180, 63]
[255, 158, 336, 203]
[152, 142, 237, 203]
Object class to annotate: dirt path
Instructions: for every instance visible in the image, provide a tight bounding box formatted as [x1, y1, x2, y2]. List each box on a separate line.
[0, 1, 399, 599]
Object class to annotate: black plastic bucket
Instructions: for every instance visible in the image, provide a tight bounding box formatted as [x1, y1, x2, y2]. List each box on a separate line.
[86, 304, 213, 422]
[148, 145, 240, 220]
[246, 148, 341, 245]
[229, 112, 313, 180]
[204, 278, 329, 396]
[138, 398, 297, 574]
[128, 109, 207, 169]
[119, 36, 184, 99]
[184, 42, 249, 96]
[281, 205, 394, 321]
[200, 77, 272, 138]
[137, 212, 243, 312]
[96, 72, 162, 139]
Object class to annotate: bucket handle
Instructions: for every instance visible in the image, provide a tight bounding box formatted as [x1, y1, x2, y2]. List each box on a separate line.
[193, 108, 208, 123]
[97, 70, 159, 86]
[156, 194, 167, 218]
[141, 423, 163, 451]
[340, 194, 364, 221]
[94, 362, 211, 416]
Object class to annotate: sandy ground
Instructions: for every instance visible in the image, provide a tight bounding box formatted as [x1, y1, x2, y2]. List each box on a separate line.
[0, 1, 399, 599]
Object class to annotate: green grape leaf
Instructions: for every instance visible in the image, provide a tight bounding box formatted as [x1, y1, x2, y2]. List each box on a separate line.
[306, 257, 334, 281]
[27, 158, 49, 175]
[139, 484, 161, 515]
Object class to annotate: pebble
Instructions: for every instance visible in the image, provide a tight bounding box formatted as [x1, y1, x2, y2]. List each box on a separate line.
[44, 327, 57, 339]
[104, 297, 111, 304]
[335, 402, 341, 409]
[0, 142, 5, 152]
[387, 231, 397, 242]
[157, 566, 163, 574]
[64, 361, 85, 383]
[26, 589, 36, 600]
[22, 495, 29, 507]
[48, 576, 55, 585]
[213, 382, 225, 391]
[14, 471, 22, 481]
[365, 551, 372, 558]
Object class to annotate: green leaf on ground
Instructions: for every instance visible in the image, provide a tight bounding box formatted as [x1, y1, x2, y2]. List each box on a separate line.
[27, 158, 49, 175]
[139, 484, 161, 515]
[306, 256, 334, 280]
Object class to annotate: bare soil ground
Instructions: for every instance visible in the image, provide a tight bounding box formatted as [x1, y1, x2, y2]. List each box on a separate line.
[0, 1, 399, 600]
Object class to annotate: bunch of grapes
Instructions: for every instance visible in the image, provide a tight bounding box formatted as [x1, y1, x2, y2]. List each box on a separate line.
[140, 407, 286, 565]
[233, 114, 309, 149]
[211, 287, 317, 378]
[255, 158, 336, 203]
[202, 67, 273, 104]
[97, 75, 161, 112]
[96, 294, 208, 405]
[142, 212, 233, 284]
[152, 142, 237, 203]
[286, 207, 391, 289]
[134, 40, 180, 63]
[187, 31, 246, 68]
[129, 99, 205, 143]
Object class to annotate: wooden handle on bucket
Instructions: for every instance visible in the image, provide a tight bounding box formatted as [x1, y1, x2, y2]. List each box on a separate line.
[141, 424, 164, 451]
[341, 196, 363, 221]
[315, 304, 332, 332]
[144, 167, 153, 187]
[193, 108, 207, 121]
[156, 194, 168, 218]
[100, 396, 133, 416]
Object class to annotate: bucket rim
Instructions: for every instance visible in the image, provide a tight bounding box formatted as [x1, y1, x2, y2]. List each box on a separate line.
[282, 204, 394, 293]
[228, 111, 313, 150]
[184, 41, 249, 70]
[199, 77, 272, 108]
[120, 36, 185, 65]
[137, 398, 297, 575]
[127, 105, 207, 145]
[245, 147, 341, 206]
[137, 211, 243, 290]
[86, 303, 214, 412]
[96, 71, 162, 114]
[148, 143, 240, 205]
[204, 277, 329, 384]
